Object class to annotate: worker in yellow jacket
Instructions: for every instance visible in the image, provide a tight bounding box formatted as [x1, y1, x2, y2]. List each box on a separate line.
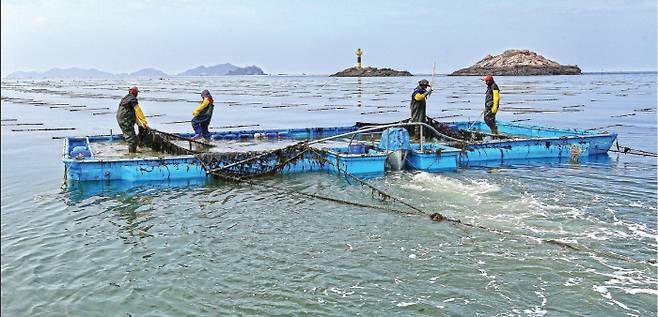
[116, 86, 148, 153]
[410, 79, 432, 139]
[482, 75, 500, 134]
[191, 90, 215, 140]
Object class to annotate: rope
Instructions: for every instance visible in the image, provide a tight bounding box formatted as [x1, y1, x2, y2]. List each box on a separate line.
[202, 167, 419, 217]
[611, 140, 657, 157]
[307, 148, 428, 216]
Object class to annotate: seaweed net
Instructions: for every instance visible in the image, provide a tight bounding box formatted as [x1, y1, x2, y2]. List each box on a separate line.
[196, 142, 315, 180]
[424, 117, 476, 141]
[137, 127, 201, 155]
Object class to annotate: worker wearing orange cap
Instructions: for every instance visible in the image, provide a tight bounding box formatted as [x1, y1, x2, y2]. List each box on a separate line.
[482, 75, 500, 134]
[116, 86, 149, 153]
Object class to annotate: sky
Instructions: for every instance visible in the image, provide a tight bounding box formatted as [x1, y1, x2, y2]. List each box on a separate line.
[1, 0, 656, 76]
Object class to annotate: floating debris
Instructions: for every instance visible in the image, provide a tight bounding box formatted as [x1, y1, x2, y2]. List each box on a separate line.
[442, 107, 473, 112]
[308, 107, 347, 112]
[585, 124, 626, 131]
[12, 127, 76, 132]
[1, 123, 44, 126]
[262, 104, 303, 109]
[432, 114, 462, 119]
[445, 100, 471, 104]
[503, 107, 557, 114]
[162, 120, 191, 125]
[209, 124, 260, 129]
[360, 109, 399, 115]
[610, 113, 636, 118]
[49, 105, 86, 109]
[69, 107, 110, 112]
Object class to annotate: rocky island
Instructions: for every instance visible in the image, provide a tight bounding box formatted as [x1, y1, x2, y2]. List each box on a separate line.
[177, 63, 265, 76]
[450, 49, 581, 76]
[330, 66, 412, 77]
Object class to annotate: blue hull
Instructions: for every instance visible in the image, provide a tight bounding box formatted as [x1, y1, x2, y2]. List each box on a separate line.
[63, 121, 617, 182]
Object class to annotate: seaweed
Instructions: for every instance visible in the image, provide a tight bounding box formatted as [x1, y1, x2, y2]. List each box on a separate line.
[137, 127, 200, 156]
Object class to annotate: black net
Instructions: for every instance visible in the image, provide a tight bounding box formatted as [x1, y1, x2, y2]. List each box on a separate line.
[137, 127, 200, 155]
[196, 143, 317, 180]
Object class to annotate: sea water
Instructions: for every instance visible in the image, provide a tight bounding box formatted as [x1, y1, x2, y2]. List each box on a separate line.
[1, 74, 656, 315]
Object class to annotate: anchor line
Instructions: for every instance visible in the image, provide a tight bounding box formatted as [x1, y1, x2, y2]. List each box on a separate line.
[306, 147, 428, 216]
[204, 168, 420, 217]
[611, 140, 657, 157]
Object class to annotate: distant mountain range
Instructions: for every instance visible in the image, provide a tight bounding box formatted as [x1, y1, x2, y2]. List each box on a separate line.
[8, 67, 114, 79]
[5, 63, 266, 78]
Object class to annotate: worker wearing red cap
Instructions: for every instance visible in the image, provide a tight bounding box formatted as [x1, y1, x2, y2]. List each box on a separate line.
[116, 86, 149, 153]
[482, 75, 500, 134]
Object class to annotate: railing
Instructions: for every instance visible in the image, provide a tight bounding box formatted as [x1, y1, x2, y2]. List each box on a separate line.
[342, 122, 465, 151]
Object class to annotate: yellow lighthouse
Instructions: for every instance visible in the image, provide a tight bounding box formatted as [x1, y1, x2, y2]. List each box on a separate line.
[356, 48, 363, 69]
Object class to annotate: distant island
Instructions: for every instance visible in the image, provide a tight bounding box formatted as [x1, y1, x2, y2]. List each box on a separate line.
[331, 67, 412, 77]
[450, 49, 581, 76]
[5, 63, 266, 79]
[177, 63, 265, 76]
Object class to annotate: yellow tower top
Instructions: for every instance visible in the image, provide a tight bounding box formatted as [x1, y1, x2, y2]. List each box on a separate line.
[356, 48, 363, 69]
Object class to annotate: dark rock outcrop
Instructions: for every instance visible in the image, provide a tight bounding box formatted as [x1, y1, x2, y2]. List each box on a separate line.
[450, 49, 581, 76]
[331, 67, 412, 77]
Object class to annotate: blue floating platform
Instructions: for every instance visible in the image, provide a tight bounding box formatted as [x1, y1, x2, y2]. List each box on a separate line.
[63, 121, 617, 182]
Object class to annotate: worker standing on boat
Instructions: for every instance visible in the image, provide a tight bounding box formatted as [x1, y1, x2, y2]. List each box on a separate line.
[191, 90, 215, 140]
[116, 86, 148, 153]
[410, 79, 432, 139]
[482, 75, 500, 134]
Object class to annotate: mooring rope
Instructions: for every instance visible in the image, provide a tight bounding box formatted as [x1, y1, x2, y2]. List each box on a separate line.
[610, 140, 657, 157]
[197, 157, 420, 216]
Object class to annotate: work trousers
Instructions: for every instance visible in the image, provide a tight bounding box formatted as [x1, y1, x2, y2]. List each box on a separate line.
[116, 106, 138, 152]
[410, 102, 426, 138]
[484, 111, 498, 134]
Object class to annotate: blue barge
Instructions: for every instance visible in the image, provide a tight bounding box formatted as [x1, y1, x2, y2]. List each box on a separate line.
[63, 121, 617, 182]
